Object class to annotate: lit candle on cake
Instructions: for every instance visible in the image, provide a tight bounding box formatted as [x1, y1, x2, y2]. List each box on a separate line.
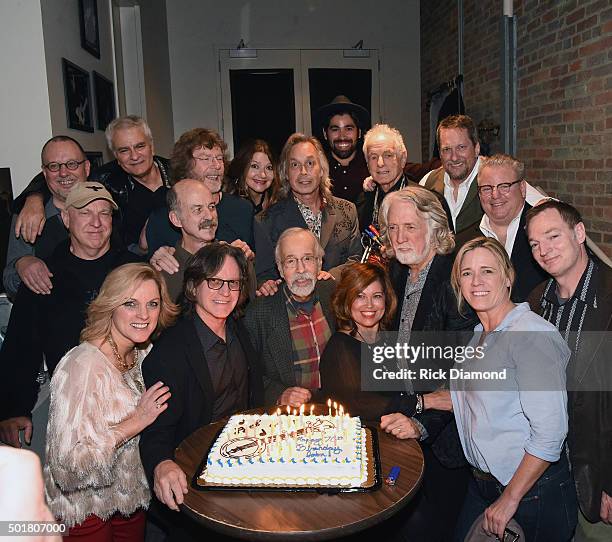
[299, 404, 304, 427]
[327, 398, 332, 417]
[286, 405, 291, 416]
[338, 405, 344, 431]
[344, 412, 350, 440]
[310, 404, 314, 416]
[333, 401, 338, 417]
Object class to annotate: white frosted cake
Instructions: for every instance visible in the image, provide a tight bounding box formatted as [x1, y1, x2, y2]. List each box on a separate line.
[200, 413, 367, 487]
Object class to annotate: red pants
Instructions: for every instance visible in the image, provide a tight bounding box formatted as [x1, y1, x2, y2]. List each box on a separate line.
[63, 510, 146, 542]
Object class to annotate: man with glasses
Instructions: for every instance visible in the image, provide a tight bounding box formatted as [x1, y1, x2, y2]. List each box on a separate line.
[244, 227, 336, 407]
[420, 114, 543, 234]
[260, 133, 361, 275]
[11, 116, 171, 252]
[145, 128, 276, 286]
[455, 154, 548, 301]
[3, 136, 89, 299]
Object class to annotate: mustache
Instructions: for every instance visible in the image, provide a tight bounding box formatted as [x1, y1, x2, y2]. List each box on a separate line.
[198, 219, 218, 230]
[291, 272, 315, 282]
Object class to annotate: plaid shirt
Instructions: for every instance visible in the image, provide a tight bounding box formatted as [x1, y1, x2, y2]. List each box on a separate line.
[284, 287, 332, 389]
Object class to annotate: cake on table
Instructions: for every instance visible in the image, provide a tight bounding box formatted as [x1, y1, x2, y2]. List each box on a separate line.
[199, 411, 368, 488]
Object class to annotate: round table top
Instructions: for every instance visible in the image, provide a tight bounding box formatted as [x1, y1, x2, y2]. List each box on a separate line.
[174, 409, 424, 541]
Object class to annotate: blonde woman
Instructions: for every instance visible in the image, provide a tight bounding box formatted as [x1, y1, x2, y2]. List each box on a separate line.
[45, 263, 179, 541]
[450, 237, 577, 541]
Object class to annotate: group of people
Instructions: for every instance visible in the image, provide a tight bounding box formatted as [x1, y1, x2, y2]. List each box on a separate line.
[0, 99, 610, 542]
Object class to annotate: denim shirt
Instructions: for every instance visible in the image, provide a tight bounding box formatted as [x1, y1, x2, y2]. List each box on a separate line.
[450, 302, 570, 485]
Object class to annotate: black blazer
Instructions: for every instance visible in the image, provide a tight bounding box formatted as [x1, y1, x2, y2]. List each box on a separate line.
[454, 203, 548, 302]
[387, 254, 477, 468]
[139, 315, 264, 482]
[529, 257, 612, 522]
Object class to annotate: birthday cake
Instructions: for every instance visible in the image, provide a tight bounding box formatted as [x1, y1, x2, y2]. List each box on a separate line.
[199, 413, 368, 487]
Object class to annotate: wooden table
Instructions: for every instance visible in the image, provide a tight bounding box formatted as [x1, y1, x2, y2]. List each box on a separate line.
[174, 410, 424, 541]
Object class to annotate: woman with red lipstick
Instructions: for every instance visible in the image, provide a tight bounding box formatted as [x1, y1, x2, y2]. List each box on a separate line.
[225, 139, 280, 214]
[44, 263, 179, 541]
[319, 261, 397, 419]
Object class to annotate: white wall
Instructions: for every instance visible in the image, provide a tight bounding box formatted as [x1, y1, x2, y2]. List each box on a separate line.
[164, 0, 422, 158]
[41, 0, 115, 161]
[140, 0, 174, 157]
[0, 1, 52, 197]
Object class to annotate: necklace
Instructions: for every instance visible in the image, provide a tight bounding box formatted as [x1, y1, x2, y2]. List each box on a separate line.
[105, 334, 138, 372]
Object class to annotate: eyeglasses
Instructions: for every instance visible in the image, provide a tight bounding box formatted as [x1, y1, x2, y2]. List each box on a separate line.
[193, 155, 224, 164]
[205, 278, 241, 291]
[43, 159, 87, 172]
[477, 179, 523, 197]
[282, 255, 319, 269]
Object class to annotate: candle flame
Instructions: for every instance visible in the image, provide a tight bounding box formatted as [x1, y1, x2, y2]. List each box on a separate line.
[327, 398, 331, 407]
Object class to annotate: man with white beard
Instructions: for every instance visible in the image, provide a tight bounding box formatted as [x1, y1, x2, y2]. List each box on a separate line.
[377, 185, 476, 542]
[244, 228, 336, 407]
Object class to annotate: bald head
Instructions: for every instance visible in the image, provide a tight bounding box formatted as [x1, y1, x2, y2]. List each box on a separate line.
[168, 179, 218, 252]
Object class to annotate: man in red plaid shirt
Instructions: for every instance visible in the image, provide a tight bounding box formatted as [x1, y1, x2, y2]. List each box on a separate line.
[244, 227, 336, 407]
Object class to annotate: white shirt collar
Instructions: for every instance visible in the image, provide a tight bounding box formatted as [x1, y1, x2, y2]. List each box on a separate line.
[443, 156, 482, 227]
[479, 204, 524, 256]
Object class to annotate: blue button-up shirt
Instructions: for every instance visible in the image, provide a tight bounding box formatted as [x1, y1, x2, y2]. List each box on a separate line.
[451, 303, 570, 485]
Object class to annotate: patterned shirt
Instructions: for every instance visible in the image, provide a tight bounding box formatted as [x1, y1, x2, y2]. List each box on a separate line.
[396, 258, 434, 395]
[284, 286, 332, 389]
[294, 196, 323, 239]
[535, 258, 596, 362]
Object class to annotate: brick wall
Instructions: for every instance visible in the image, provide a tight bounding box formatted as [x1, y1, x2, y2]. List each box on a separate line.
[420, 0, 458, 160]
[515, 0, 612, 254]
[420, 0, 612, 256]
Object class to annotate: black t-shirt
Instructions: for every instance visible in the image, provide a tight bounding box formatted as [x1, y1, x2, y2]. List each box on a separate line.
[123, 181, 168, 248]
[0, 241, 140, 419]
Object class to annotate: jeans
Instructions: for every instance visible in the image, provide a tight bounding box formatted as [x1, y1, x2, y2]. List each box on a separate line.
[454, 455, 577, 542]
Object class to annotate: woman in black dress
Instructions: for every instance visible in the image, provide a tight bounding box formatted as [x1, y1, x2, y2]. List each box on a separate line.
[319, 261, 397, 421]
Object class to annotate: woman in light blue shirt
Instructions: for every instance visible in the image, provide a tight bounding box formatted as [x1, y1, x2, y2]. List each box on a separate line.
[450, 237, 577, 541]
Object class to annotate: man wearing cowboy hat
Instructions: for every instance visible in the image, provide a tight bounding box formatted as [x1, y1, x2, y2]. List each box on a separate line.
[314, 95, 370, 203]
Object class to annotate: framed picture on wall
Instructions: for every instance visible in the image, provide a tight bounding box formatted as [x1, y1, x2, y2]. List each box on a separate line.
[62, 58, 94, 133]
[93, 71, 116, 131]
[85, 151, 104, 169]
[78, 0, 100, 58]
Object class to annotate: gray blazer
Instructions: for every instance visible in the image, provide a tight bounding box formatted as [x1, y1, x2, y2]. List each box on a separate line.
[259, 195, 362, 271]
[243, 280, 336, 405]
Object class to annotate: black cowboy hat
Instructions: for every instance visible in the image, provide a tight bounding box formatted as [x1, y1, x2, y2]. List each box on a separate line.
[314, 95, 371, 131]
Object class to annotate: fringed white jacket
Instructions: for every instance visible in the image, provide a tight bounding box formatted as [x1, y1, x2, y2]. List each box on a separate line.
[44, 342, 152, 528]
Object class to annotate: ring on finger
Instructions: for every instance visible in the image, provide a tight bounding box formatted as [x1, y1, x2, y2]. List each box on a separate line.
[155, 401, 161, 409]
